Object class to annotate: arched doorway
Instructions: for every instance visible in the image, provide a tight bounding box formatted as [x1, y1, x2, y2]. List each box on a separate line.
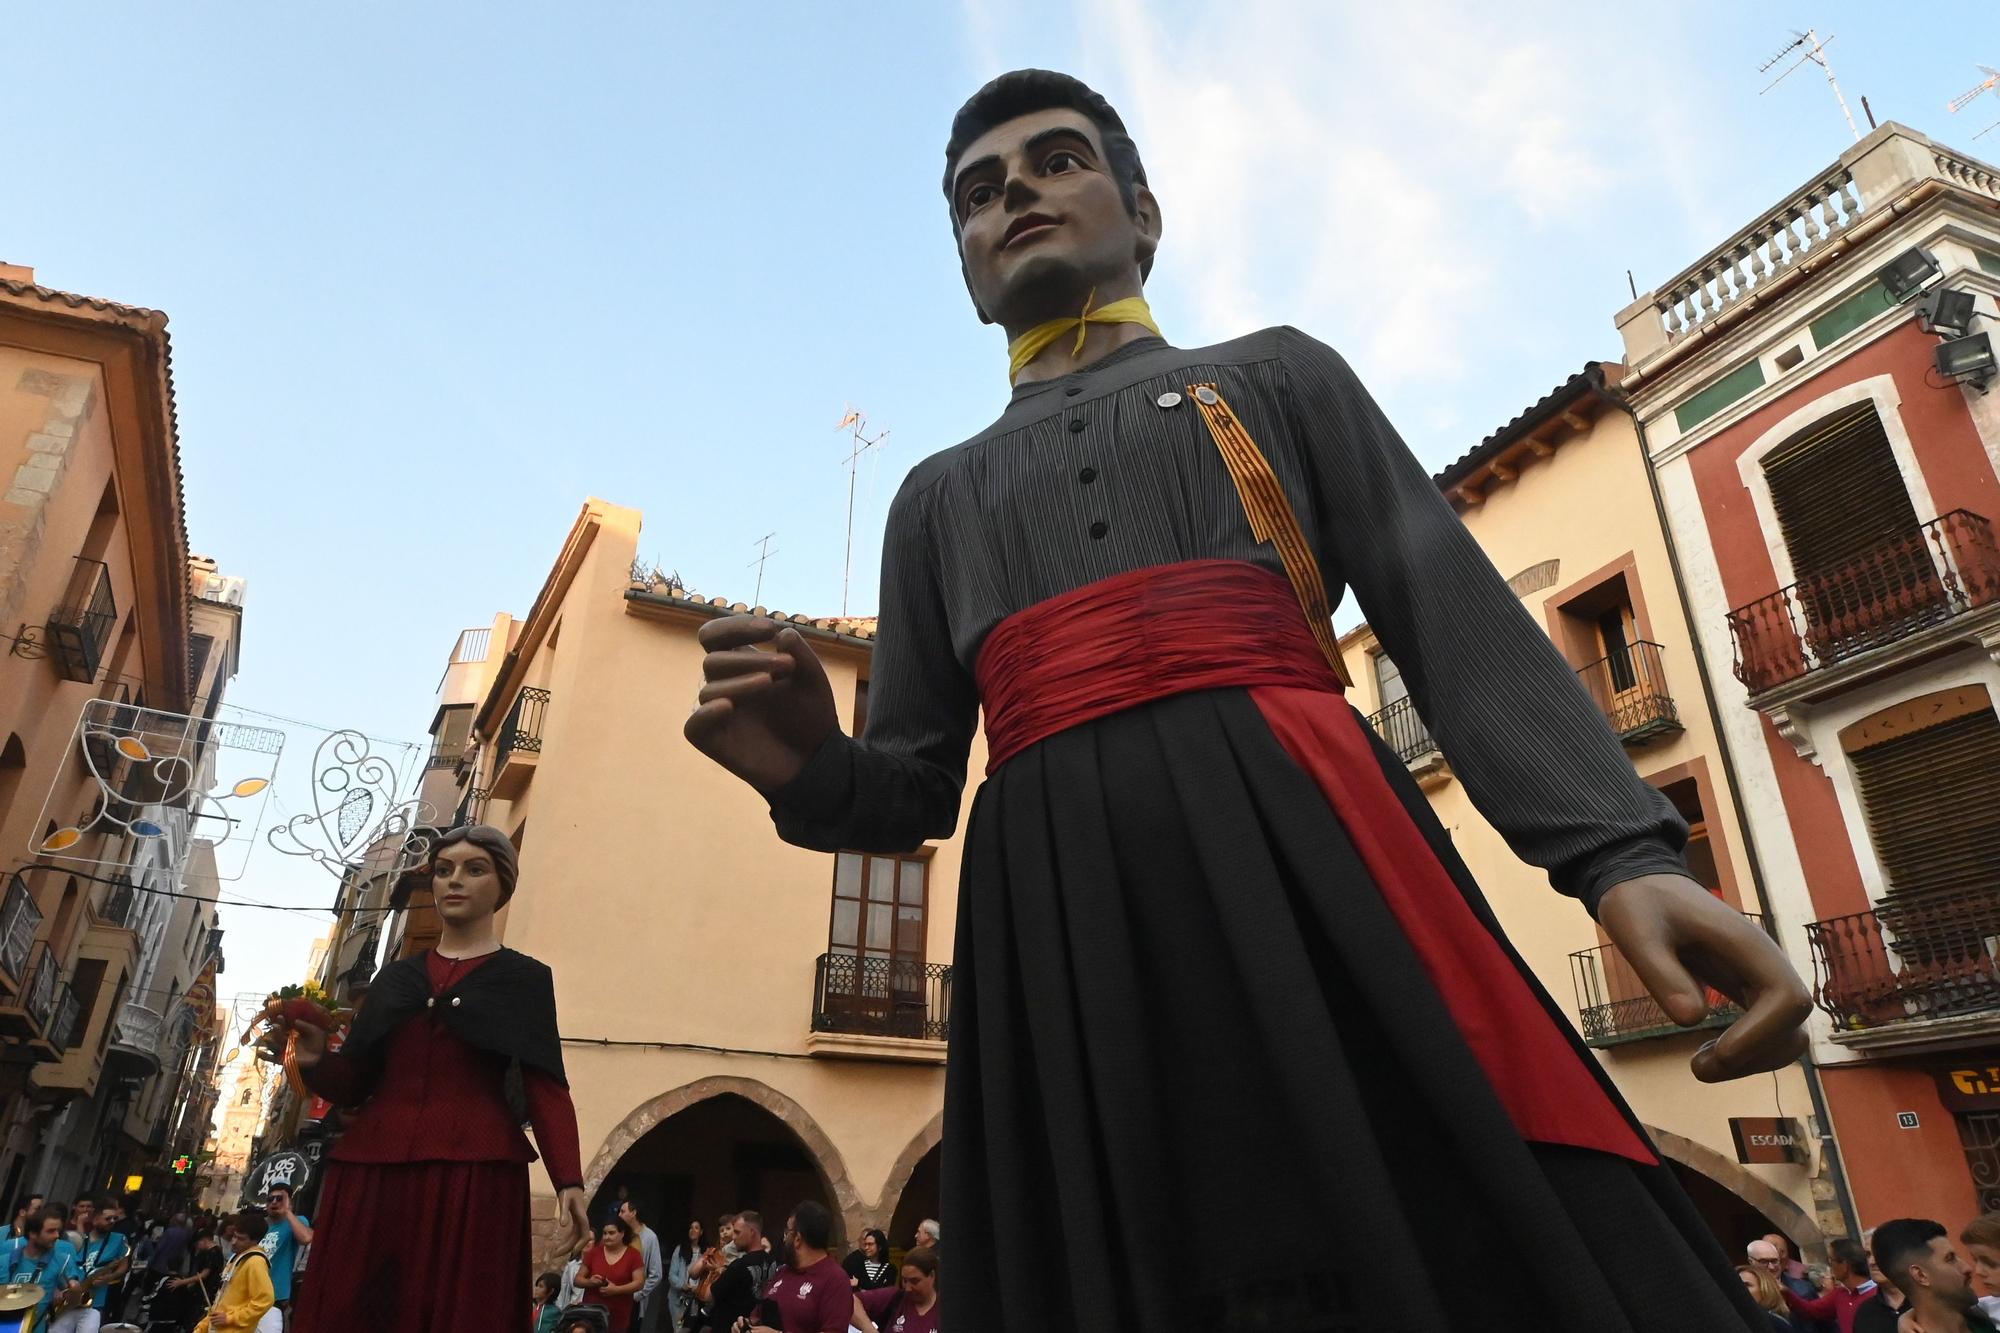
[1647, 1125, 1828, 1263]
[585, 1078, 861, 1252]
[886, 1141, 940, 1254]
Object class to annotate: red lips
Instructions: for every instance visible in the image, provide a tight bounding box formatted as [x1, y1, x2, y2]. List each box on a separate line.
[1000, 212, 1060, 249]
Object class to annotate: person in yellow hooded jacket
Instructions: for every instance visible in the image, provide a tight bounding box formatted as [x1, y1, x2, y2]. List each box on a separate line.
[194, 1212, 278, 1333]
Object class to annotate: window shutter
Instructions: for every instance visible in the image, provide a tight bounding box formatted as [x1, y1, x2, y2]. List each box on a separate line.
[1851, 708, 2000, 899]
[1764, 402, 1920, 575]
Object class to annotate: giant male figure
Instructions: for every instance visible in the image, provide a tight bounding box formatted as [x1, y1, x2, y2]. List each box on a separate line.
[688, 70, 1809, 1330]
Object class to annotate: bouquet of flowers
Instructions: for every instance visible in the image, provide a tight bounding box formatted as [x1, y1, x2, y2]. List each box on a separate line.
[241, 980, 348, 1092]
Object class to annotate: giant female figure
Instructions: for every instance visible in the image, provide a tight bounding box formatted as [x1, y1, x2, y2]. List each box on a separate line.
[283, 825, 589, 1332]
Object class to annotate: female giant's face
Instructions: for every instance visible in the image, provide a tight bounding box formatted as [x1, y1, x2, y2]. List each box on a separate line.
[431, 839, 504, 924]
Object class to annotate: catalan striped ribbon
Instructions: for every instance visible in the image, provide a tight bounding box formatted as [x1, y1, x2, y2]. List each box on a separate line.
[1186, 382, 1354, 690]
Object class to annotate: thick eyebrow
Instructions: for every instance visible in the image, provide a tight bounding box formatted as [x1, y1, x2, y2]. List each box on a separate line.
[952, 126, 1100, 203]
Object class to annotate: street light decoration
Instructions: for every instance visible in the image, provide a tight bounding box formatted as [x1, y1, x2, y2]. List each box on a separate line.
[32, 698, 283, 875]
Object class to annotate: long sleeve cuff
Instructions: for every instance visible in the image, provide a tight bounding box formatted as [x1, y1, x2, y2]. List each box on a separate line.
[767, 730, 856, 849]
[1566, 837, 1694, 918]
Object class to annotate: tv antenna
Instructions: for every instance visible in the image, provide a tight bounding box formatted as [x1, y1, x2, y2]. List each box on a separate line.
[1760, 28, 1860, 142]
[748, 532, 778, 606]
[834, 407, 888, 617]
[1948, 64, 2000, 140]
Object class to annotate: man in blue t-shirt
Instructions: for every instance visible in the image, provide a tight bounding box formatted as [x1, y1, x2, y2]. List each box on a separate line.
[0, 1205, 79, 1323]
[256, 1186, 312, 1312]
[67, 1195, 133, 1329]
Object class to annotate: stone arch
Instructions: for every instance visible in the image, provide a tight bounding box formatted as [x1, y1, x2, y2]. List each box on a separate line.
[583, 1074, 867, 1243]
[869, 1108, 944, 1235]
[1646, 1124, 1827, 1261]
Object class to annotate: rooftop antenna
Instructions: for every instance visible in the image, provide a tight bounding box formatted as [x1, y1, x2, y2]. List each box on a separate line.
[1760, 28, 1860, 143]
[1948, 64, 2000, 140]
[834, 406, 888, 617]
[748, 532, 778, 606]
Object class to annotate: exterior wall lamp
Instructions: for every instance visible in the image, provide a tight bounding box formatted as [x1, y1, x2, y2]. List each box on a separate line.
[1935, 332, 1996, 392]
[1877, 246, 1943, 304]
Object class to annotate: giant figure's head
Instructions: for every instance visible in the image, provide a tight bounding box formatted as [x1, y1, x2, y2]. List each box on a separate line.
[943, 70, 1161, 329]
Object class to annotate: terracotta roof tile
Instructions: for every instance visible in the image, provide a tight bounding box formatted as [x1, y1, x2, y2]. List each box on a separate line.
[625, 570, 882, 643]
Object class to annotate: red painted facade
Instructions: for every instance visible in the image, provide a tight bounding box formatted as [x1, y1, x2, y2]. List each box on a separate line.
[1672, 305, 2000, 1236]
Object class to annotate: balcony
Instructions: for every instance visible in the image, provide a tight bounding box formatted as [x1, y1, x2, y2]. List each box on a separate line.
[1728, 511, 2000, 696]
[491, 687, 549, 800]
[96, 877, 138, 931]
[1571, 914, 1763, 1047]
[46, 557, 117, 684]
[1807, 886, 2000, 1051]
[1576, 641, 1682, 745]
[109, 1003, 166, 1074]
[0, 943, 64, 1054]
[0, 874, 44, 994]
[808, 953, 951, 1063]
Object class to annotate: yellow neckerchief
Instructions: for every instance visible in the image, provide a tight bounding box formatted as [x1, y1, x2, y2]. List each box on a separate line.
[1006, 289, 1161, 383]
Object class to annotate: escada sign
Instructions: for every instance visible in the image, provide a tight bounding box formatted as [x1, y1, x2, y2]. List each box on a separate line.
[1729, 1116, 1807, 1165]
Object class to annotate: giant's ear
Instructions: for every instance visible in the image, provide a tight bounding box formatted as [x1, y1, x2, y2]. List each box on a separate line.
[1133, 183, 1162, 278]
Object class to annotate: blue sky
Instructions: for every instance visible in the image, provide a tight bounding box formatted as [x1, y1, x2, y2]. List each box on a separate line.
[3, 1, 1987, 1008]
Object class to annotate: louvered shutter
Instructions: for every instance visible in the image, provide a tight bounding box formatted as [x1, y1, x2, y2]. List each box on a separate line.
[1851, 709, 2000, 899]
[1764, 403, 1944, 658]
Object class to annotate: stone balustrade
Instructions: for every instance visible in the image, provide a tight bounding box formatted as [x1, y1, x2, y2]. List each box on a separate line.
[1617, 124, 2000, 365]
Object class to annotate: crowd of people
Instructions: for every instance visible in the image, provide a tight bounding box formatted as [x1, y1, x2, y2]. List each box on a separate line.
[1734, 1216, 2000, 1332]
[0, 1184, 311, 1332]
[534, 1202, 941, 1333]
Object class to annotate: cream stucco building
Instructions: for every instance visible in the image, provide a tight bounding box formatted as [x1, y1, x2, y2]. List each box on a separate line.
[386, 500, 973, 1255]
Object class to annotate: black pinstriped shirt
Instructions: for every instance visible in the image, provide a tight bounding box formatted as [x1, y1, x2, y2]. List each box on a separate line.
[771, 327, 1687, 911]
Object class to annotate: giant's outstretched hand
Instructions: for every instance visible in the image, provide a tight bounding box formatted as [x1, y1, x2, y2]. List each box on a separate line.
[1597, 873, 1811, 1082]
[683, 617, 840, 793]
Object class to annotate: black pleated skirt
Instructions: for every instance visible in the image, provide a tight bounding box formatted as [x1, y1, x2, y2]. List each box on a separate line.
[941, 687, 1765, 1331]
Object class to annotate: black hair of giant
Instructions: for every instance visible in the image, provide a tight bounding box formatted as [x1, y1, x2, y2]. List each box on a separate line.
[942, 69, 1153, 281]
[1872, 1218, 1948, 1294]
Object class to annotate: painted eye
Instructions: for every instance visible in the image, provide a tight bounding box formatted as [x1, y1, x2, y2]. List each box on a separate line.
[1044, 151, 1083, 173]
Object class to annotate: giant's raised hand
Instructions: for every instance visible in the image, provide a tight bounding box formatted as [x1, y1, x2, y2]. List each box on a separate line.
[683, 617, 840, 794]
[1597, 873, 1811, 1082]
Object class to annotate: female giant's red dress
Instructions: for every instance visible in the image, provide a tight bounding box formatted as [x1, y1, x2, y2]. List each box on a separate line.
[291, 950, 581, 1332]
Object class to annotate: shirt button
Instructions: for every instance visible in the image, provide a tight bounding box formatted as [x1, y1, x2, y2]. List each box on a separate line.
[1078, 466, 1097, 484]
[426, 998, 435, 1009]
[1194, 386, 1220, 405]
[1068, 418, 1086, 433]
[1089, 520, 1109, 540]
[1155, 391, 1182, 409]
[451, 996, 462, 1007]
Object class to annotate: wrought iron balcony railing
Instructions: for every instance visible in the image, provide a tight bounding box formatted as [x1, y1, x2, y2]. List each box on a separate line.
[49, 982, 79, 1052]
[1806, 886, 2000, 1032]
[111, 1003, 166, 1068]
[47, 557, 117, 684]
[812, 953, 951, 1043]
[495, 687, 550, 769]
[1571, 913, 1765, 1046]
[1728, 511, 2000, 693]
[15, 942, 61, 1039]
[99, 877, 137, 930]
[1365, 696, 1439, 766]
[0, 873, 43, 988]
[1576, 641, 1681, 742]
